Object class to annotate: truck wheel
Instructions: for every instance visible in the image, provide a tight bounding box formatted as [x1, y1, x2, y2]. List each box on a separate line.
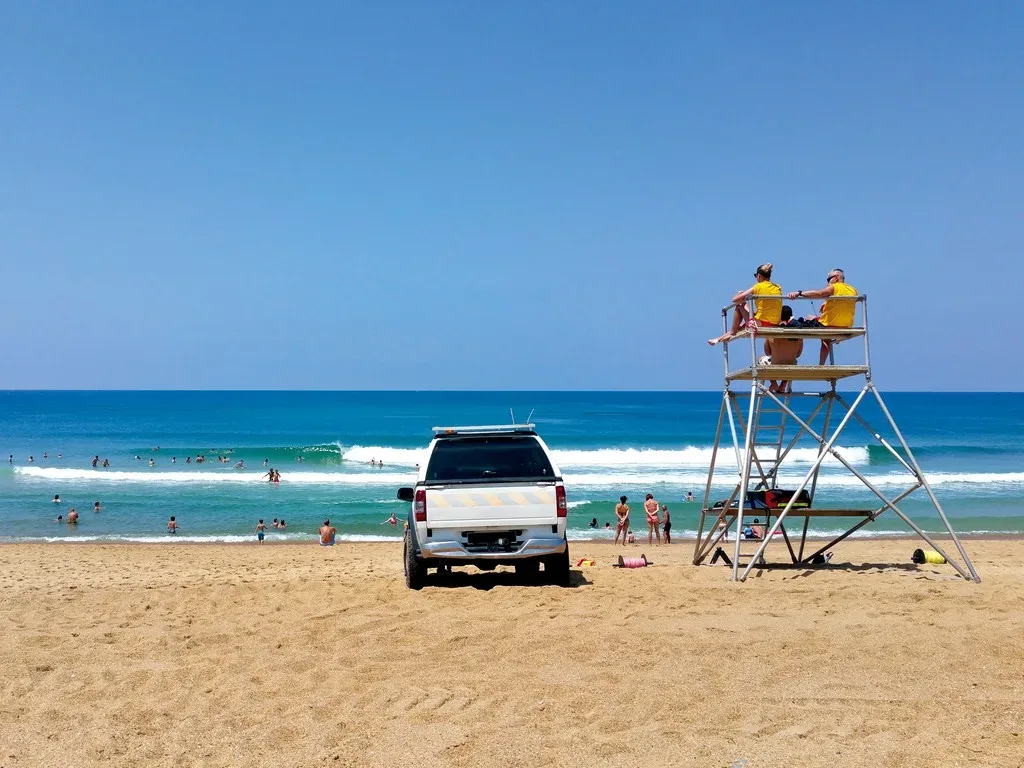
[404, 531, 426, 590]
[545, 546, 570, 587]
[515, 559, 541, 583]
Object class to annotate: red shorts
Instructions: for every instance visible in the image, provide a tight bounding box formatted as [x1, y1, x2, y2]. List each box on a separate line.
[745, 318, 777, 331]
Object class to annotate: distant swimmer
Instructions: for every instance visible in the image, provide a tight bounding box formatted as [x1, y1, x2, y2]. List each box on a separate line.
[319, 519, 336, 546]
[685, 491, 695, 502]
[43, 452, 48, 459]
[272, 518, 280, 528]
[708, 262, 782, 346]
[53, 494, 61, 504]
[135, 455, 142, 461]
[93, 501, 102, 512]
[67, 507, 79, 524]
[273, 469, 280, 483]
[55, 514, 64, 523]
[8, 455, 12, 463]
[57, 453, 62, 459]
[92, 456, 99, 468]
[278, 519, 286, 529]
[383, 512, 399, 526]
[297, 456, 304, 463]
[186, 456, 192, 464]
[167, 516, 178, 533]
[234, 460, 244, 470]
[263, 459, 269, 467]
[378, 460, 383, 469]
[255, 519, 267, 544]
[102, 458, 109, 468]
[172, 457, 176, 463]
[149, 458, 155, 467]
[28, 455, 34, 463]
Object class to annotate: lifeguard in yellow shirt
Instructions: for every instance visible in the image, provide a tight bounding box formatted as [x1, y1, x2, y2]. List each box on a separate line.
[707, 262, 782, 346]
[786, 268, 858, 364]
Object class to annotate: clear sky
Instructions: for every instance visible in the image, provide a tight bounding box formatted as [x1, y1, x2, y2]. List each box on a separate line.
[1, 1, 1020, 390]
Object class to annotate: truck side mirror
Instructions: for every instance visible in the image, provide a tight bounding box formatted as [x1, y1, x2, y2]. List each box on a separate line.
[397, 487, 415, 502]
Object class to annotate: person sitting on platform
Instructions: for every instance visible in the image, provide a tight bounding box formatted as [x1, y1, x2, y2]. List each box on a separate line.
[786, 268, 858, 364]
[764, 305, 804, 394]
[707, 263, 783, 346]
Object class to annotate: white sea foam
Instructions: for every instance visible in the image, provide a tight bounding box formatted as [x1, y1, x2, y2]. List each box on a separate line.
[340, 444, 870, 468]
[15, 465, 1024, 491]
[550, 446, 869, 467]
[342, 446, 426, 466]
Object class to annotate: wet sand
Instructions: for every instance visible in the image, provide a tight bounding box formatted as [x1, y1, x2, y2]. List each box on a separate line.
[0, 538, 1022, 767]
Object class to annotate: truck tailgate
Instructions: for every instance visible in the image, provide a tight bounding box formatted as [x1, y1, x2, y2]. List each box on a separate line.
[426, 483, 558, 528]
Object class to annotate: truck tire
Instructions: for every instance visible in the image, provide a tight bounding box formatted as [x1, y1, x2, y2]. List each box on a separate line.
[545, 545, 570, 587]
[404, 531, 426, 590]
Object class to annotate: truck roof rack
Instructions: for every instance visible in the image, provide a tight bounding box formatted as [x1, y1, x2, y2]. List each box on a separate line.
[431, 424, 536, 436]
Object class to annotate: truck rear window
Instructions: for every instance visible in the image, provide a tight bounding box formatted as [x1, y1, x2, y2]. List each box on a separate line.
[426, 436, 556, 484]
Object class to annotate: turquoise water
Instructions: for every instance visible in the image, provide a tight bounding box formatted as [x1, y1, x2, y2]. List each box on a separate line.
[1, 390, 1022, 543]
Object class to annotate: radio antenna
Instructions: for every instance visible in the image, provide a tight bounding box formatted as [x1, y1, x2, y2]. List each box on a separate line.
[526, 408, 535, 423]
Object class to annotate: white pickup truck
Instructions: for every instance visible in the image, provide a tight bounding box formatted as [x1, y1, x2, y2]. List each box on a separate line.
[397, 424, 570, 589]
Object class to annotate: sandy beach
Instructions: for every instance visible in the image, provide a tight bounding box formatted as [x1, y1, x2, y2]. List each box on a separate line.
[1, 538, 1022, 767]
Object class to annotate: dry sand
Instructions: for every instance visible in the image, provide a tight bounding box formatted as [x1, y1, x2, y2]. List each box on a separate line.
[1, 538, 1022, 768]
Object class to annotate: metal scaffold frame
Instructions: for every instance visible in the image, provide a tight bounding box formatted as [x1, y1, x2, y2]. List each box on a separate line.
[694, 292, 980, 583]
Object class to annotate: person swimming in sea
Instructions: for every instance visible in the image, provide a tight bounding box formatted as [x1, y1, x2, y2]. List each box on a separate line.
[168, 516, 178, 533]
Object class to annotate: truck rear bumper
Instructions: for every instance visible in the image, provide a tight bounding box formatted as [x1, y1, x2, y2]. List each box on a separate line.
[420, 536, 566, 561]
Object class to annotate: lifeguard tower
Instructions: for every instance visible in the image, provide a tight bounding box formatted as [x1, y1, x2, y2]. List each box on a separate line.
[693, 291, 980, 582]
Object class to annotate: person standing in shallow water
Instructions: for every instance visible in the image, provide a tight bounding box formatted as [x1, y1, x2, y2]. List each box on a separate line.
[614, 496, 630, 546]
[255, 519, 267, 544]
[644, 493, 661, 546]
[661, 505, 671, 544]
[167, 516, 178, 533]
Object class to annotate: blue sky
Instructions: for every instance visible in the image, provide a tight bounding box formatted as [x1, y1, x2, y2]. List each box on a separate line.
[1, 1, 1020, 390]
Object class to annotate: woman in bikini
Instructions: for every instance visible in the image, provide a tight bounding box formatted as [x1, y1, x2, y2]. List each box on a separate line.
[613, 496, 630, 546]
[644, 493, 661, 546]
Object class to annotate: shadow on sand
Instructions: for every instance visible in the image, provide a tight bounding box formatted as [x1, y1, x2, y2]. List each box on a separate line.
[422, 567, 590, 591]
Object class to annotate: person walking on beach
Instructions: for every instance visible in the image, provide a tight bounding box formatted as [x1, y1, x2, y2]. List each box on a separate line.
[661, 504, 671, 544]
[319, 519, 337, 546]
[167, 516, 178, 534]
[708, 263, 783, 346]
[255, 519, 267, 544]
[644, 493, 661, 546]
[614, 496, 630, 546]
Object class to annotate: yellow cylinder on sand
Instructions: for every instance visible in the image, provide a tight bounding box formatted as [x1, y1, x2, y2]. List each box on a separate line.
[912, 548, 946, 565]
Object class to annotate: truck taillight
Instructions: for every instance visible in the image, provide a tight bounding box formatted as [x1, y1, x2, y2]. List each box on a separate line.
[414, 489, 427, 522]
[555, 485, 567, 518]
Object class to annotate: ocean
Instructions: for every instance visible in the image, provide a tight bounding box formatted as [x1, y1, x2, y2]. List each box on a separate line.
[1, 390, 1022, 544]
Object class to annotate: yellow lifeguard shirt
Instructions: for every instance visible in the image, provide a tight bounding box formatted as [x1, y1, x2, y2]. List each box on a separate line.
[821, 282, 857, 327]
[752, 281, 782, 325]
